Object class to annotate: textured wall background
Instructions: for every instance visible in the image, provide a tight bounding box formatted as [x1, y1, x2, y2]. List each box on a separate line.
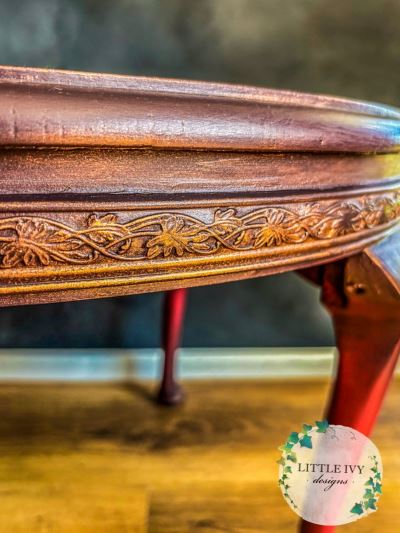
[1, 0, 399, 348]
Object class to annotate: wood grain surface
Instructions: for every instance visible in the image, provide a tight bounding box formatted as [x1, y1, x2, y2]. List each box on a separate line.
[1, 65, 400, 152]
[0, 378, 398, 532]
[0, 66, 399, 305]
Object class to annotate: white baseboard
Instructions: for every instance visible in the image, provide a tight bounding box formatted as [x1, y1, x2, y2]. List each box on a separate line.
[0, 348, 338, 381]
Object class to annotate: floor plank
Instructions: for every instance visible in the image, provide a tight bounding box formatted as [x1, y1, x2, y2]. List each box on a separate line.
[0, 378, 398, 532]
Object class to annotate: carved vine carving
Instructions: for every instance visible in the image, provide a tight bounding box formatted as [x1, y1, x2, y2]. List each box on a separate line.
[0, 193, 398, 268]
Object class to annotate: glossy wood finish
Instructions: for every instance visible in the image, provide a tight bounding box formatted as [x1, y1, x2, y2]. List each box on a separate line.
[1, 65, 400, 152]
[1, 379, 399, 532]
[0, 66, 399, 531]
[0, 66, 399, 306]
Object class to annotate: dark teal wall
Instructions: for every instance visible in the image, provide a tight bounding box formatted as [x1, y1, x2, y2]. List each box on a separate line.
[1, 0, 399, 347]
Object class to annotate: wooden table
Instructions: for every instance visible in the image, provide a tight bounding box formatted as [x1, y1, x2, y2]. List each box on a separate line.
[0, 66, 399, 532]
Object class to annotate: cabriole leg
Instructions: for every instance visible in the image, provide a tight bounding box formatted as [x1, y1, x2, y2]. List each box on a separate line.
[157, 288, 187, 406]
[300, 233, 400, 532]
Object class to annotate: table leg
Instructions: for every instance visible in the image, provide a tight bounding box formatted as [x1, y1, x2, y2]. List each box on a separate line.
[157, 288, 187, 406]
[300, 233, 400, 532]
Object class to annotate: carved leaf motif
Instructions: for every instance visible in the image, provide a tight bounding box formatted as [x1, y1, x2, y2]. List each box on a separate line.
[16, 220, 47, 241]
[0, 192, 398, 268]
[254, 209, 307, 247]
[361, 206, 384, 228]
[147, 244, 163, 259]
[86, 213, 127, 244]
[146, 215, 213, 258]
[88, 213, 118, 226]
[0, 244, 23, 268]
[213, 208, 242, 235]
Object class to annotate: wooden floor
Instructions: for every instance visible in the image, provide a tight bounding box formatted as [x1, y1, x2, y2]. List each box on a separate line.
[0, 378, 399, 532]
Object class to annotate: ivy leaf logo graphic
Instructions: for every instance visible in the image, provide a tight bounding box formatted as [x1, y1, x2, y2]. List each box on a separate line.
[279, 443, 294, 454]
[350, 503, 364, 516]
[302, 424, 313, 434]
[350, 455, 382, 517]
[316, 420, 329, 433]
[287, 432, 299, 445]
[299, 435, 313, 449]
[365, 499, 377, 511]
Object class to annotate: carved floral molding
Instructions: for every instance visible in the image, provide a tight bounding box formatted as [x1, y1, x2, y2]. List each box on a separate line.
[0, 193, 399, 268]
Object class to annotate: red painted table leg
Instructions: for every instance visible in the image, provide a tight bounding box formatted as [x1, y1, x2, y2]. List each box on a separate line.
[300, 234, 400, 532]
[300, 523, 335, 533]
[326, 310, 399, 434]
[157, 288, 187, 406]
